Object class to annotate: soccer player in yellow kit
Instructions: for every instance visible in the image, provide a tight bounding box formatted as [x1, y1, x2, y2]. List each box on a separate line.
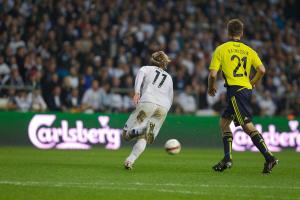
[208, 19, 278, 173]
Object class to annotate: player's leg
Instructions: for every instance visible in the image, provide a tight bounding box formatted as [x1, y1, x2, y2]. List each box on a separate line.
[212, 90, 234, 172]
[123, 103, 154, 169]
[124, 138, 147, 170]
[145, 106, 167, 144]
[220, 117, 233, 161]
[124, 119, 153, 170]
[122, 110, 137, 141]
[242, 122, 273, 160]
[233, 87, 278, 173]
[212, 117, 234, 172]
[242, 122, 278, 173]
[122, 104, 149, 141]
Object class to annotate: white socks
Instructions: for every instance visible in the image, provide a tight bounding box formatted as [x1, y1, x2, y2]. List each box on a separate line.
[126, 138, 147, 163]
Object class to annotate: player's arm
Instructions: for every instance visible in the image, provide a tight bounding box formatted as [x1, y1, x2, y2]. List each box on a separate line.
[250, 64, 265, 87]
[208, 70, 218, 96]
[133, 67, 146, 105]
[208, 47, 221, 96]
[250, 52, 265, 87]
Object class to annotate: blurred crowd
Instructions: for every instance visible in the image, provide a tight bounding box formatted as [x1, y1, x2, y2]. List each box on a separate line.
[0, 0, 300, 116]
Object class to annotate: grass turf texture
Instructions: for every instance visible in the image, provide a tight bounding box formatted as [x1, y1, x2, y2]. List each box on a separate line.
[0, 147, 299, 200]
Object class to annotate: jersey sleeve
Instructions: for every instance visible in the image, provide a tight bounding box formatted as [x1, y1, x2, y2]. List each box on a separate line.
[252, 51, 263, 69]
[209, 47, 222, 71]
[134, 67, 146, 94]
[169, 77, 174, 104]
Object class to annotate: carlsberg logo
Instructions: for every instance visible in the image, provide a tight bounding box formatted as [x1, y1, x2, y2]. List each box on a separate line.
[28, 114, 121, 150]
[231, 120, 300, 152]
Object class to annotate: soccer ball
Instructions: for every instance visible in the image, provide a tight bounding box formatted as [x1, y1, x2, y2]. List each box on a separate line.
[164, 139, 181, 155]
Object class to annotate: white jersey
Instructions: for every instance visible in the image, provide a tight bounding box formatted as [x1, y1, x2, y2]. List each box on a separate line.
[135, 66, 173, 110]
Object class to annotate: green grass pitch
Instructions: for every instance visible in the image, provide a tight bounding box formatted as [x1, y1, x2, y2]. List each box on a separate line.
[0, 147, 299, 200]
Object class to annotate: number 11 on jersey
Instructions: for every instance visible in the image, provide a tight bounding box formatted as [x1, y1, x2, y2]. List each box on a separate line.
[152, 70, 167, 88]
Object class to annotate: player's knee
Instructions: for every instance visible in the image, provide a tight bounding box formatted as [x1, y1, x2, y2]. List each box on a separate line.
[241, 122, 257, 136]
[220, 118, 231, 132]
[122, 129, 130, 141]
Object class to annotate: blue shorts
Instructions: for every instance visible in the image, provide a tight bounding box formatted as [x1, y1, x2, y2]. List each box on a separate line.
[222, 86, 252, 126]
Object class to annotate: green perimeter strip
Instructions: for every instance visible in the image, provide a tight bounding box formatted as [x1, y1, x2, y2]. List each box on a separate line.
[0, 111, 298, 148]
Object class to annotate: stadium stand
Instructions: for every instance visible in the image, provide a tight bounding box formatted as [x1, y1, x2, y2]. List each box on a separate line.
[0, 0, 299, 115]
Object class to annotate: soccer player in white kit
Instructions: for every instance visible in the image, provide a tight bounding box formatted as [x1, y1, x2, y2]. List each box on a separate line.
[122, 51, 173, 170]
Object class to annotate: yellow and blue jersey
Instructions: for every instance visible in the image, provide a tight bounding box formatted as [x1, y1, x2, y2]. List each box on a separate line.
[209, 40, 263, 89]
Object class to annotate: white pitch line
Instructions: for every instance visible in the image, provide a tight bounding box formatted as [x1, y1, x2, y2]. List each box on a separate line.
[131, 182, 300, 190]
[0, 181, 210, 196]
[0, 180, 299, 200]
[1, 180, 299, 190]
[1, 180, 300, 191]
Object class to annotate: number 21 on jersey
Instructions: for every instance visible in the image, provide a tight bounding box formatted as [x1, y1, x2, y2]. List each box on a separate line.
[231, 55, 247, 77]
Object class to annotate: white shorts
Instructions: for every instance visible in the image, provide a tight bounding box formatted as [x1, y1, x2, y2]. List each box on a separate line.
[124, 102, 168, 139]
